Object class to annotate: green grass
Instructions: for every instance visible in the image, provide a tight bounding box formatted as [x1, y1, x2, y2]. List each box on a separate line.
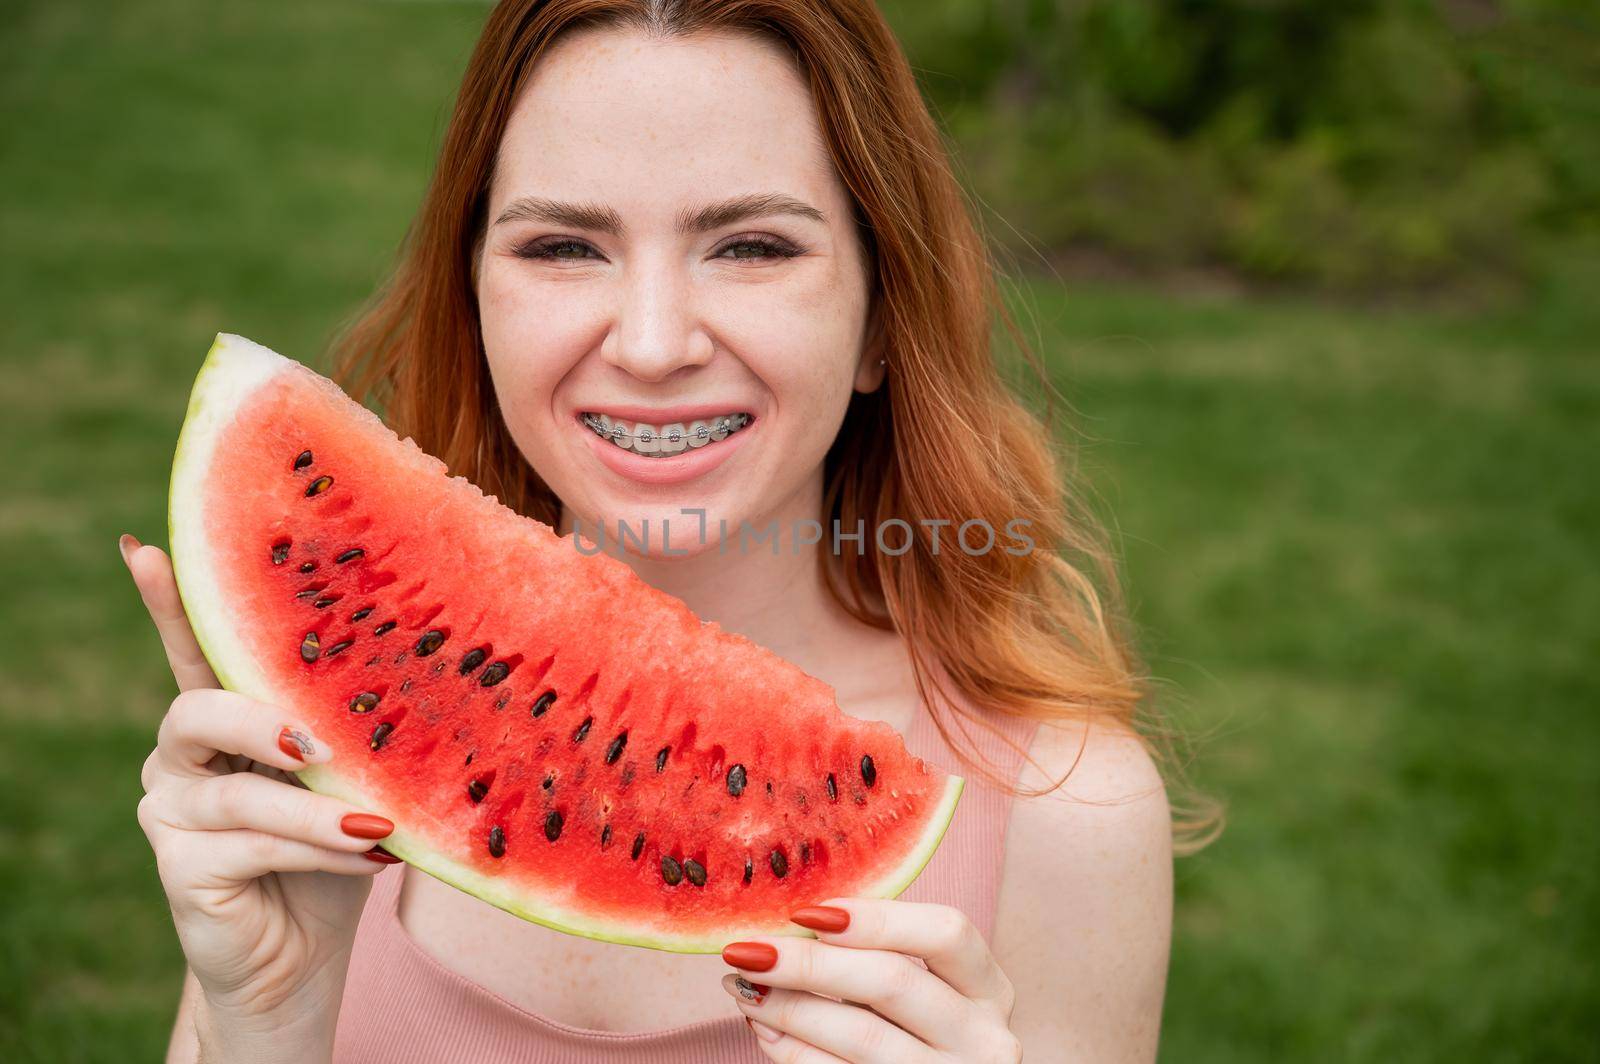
[2, 2, 1595, 1060]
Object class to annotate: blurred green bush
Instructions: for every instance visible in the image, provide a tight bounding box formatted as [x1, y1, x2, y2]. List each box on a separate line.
[882, 0, 1599, 293]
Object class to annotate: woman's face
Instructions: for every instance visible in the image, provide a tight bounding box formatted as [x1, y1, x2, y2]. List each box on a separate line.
[477, 27, 879, 555]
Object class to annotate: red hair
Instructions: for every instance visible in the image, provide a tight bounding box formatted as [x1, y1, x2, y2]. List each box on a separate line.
[332, 0, 1216, 851]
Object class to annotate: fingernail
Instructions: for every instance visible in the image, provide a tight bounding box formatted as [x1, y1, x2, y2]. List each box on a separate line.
[747, 1018, 782, 1043]
[790, 905, 850, 933]
[363, 847, 403, 864]
[721, 941, 778, 972]
[732, 976, 769, 1004]
[278, 727, 314, 762]
[118, 533, 140, 567]
[341, 813, 395, 840]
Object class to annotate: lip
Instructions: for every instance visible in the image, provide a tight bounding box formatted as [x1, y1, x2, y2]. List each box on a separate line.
[576, 412, 757, 486]
[578, 403, 755, 425]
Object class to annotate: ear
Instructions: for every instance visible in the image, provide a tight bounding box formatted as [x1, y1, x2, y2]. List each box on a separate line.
[852, 300, 888, 394]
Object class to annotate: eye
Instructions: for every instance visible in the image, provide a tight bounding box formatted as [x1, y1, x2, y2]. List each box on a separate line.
[512, 237, 601, 262]
[714, 236, 803, 262]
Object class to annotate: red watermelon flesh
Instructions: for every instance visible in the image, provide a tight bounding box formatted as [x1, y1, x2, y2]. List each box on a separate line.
[168, 334, 962, 953]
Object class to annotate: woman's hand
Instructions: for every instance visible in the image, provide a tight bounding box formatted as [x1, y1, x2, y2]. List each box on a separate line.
[123, 534, 396, 1061]
[720, 898, 1022, 1063]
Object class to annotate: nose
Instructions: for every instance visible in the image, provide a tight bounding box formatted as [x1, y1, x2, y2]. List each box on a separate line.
[599, 253, 715, 382]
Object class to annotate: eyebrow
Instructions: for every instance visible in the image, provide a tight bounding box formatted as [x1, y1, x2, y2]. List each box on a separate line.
[492, 192, 825, 235]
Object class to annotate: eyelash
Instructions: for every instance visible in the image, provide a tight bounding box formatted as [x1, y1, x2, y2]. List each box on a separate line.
[511, 235, 804, 263]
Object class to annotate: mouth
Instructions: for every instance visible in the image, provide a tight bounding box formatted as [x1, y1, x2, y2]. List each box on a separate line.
[579, 411, 755, 458]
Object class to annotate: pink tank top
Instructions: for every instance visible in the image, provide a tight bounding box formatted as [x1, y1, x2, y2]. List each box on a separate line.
[332, 689, 1038, 1063]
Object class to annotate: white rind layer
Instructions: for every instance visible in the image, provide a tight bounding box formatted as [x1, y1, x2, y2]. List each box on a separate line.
[167, 333, 965, 953]
[169, 334, 296, 700]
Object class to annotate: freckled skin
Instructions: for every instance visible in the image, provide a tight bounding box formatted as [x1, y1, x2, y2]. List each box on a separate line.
[475, 26, 878, 555]
[396, 28, 893, 1032]
[388, 25, 1172, 1058]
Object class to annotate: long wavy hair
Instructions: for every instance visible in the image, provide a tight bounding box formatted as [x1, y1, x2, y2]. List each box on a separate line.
[332, 0, 1217, 851]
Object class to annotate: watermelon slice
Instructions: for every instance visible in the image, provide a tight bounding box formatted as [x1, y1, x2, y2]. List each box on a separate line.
[167, 333, 962, 953]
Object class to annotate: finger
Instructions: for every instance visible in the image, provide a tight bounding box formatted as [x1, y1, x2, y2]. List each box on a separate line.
[792, 900, 1014, 1014]
[156, 688, 331, 780]
[157, 828, 385, 894]
[722, 975, 933, 1064]
[123, 537, 220, 692]
[749, 1022, 850, 1064]
[163, 772, 393, 855]
[723, 937, 977, 1053]
[748, 1019, 850, 1064]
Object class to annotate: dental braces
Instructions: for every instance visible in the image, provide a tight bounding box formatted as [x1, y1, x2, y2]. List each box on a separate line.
[580, 412, 752, 446]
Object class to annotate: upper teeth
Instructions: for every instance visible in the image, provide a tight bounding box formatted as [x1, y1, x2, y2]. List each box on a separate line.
[582, 412, 752, 455]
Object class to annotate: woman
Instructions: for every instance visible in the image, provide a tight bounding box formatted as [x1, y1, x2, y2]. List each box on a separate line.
[124, 1, 1183, 1060]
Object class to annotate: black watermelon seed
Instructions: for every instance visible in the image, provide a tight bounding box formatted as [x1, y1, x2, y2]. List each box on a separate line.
[458, 648, 487, 675]
[293, 450, 313, 470]
[661, 855, 683, 886]
[298, 561, 316, 574]
[467, 778, 488, 803]
[544, 810, 564, 843]
[572, 716, 593, 743]
[351, 606, 374, 622]
[600, 824, 612, 848]
[726, 764, 748, 797]
[769, 849, 788, 879]
[604, 731, 628, 765]
[295, 586, 324, 599]
[271, 542, 290, 565]
[325, 640, 353, 658]
[349, 691, 380, 713]
[414, 629, 445, 656]
[313, 596, 338, 609]
[825, 773, 837, 801]
[299, 632, 320, 662]
[541, 773, 554, 792]
[369, 721, 394, 751]
[374, 621, 397, 636]
[465, 751, 474, 766]
[631, 832, 645, 860]
[743, 856, 754, 885]
[531, 690, 557, 717]
[655, 746, 671, 773]
[305, 475, 333, 497]
[800, 841, 812, 865]
[335, 548, 364, 564]
[479, 661, 510, 687]
[860, 754, 877, 788]
[684, 858, 707, 887]
[488, 825, 506, 858]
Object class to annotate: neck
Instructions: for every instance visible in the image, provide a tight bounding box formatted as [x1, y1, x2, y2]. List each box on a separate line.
[556, 479, 913, 727]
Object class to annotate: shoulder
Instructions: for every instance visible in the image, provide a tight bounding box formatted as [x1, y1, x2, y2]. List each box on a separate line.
[998, 718, 1172, 925]
[1009, 718, 1172, 854]
[991, 719, 1172, 1061]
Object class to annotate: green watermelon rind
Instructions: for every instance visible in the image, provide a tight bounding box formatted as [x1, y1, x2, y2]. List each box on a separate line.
[168, 332, 966, 954]
[298, 763, 964, 954]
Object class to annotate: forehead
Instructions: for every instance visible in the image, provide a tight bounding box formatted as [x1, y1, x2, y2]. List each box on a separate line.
[491, 27, 841, 216]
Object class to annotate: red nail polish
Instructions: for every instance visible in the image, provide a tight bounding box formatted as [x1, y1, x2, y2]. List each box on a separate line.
[722, 941, 778, 972]
[341, 813, 395, 840]
[363, 847, 403, 864]
[790, 905, 850, 933]
[278, 727, 313, 762]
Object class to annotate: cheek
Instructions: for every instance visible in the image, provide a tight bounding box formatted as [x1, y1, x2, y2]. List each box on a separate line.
[478, 264, 603, 433]
[712, 270, 866, 415]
